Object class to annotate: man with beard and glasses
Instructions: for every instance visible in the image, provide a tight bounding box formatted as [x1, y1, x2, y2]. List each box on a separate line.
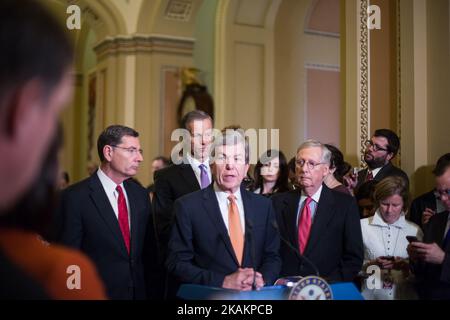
[344, 129, 409, 198]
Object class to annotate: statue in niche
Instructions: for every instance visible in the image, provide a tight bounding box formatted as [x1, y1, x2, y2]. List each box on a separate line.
[177, 67, 214, 127]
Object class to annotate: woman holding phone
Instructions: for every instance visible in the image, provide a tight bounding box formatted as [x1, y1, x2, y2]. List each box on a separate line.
[360, 176, 423, 300]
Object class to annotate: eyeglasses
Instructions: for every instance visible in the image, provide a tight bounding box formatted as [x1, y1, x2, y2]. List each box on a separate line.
[436, 189, 450, 198]
[111, 145, 143, 156]
[295, 159, 326, 170]
[365, 140, 389, 152]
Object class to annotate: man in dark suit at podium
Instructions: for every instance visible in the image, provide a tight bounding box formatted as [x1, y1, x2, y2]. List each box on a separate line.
[272, 140, 363, 282]
[59, 125, 151, 299]
[167, 131, 281, 290]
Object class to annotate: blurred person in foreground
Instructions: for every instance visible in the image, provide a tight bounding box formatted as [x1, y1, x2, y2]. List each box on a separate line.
[0, 0, 105, 299]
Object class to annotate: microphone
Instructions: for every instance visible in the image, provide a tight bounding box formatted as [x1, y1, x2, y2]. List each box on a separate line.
[271, 220, 320, 277]
[245, 218, 257, 290]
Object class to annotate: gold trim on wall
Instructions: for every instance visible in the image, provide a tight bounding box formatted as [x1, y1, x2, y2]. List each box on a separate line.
[359, 0, 370, 166]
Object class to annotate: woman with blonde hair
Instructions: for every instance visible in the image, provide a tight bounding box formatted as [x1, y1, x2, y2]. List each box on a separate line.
[360, 176, 422, 300]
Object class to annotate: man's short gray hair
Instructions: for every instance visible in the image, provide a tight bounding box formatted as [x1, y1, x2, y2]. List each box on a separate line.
[211, 130, 249, 164]
[296, 140, 331, 164]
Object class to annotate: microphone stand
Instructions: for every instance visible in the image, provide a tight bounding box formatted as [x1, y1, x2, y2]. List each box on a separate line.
[245, 219, 257, 290]
[271, 220, 320, 277]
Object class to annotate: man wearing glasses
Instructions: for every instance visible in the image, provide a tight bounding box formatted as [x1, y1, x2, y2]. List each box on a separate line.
[410, 153, 450, 228]
[58, 125, 152, 299]
[272, 140, 363, 282]
[408, 153, 450, 299]
[344, 129, 409, 196]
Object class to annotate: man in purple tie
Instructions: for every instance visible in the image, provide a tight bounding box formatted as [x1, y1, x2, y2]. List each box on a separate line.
[272, 140, 363, 282]
[58, 125, 152, 299]
[153, 110, 213, 298]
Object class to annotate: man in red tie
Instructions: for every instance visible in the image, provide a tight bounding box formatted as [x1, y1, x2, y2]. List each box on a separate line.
[58, 125, 152, 299]
[272, 140, 363, 282]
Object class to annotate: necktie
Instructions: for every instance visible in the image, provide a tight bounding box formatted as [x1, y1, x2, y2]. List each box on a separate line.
[298, 197, 313, 254]
[443, 220, 450, 248]
[228, 195, 244, 266]
[116, 185, 130, 254]
[366, 171, 374, 181]
[199, 164, 210, 189]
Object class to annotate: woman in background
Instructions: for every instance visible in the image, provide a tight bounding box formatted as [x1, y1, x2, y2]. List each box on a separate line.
[324, 144, 352, 195]
[360, 176, 422, 300]
[249, 149, 290, 197]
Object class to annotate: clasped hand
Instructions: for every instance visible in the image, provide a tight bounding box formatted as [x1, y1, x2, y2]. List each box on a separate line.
[222, 268, 265, 291]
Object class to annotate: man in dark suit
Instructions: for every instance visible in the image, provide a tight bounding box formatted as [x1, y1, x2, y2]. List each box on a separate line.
[59, 125, 151, 299]
[409, 153, 450, 228]
[344, 129, 409, 196]
[153, 110, 213, 297]
[272, 140, 363, 282]
[408, 153, 450, 299]
[167, 131, 281, 290]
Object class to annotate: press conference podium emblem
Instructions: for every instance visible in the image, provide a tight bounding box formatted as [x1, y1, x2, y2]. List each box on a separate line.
[288, 276, 333, 300]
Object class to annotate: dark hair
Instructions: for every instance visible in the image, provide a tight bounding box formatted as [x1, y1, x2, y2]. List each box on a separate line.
[62, 171, 70, 184]
[0, 0, 73, 109]
[325, 144, 351, 183]
[0, 125, 63, 238]
[97, 125, 139, 162]
[355, 180, 378, 201]
[373, 129, 400, 156]
[373, 176, 409, 211]
[432, 153, 450, 177]
[288, 156, 296, 173]
[153, 156, 171, 167]
[251, 149, 290, 194]
[181, 110, 213, 130]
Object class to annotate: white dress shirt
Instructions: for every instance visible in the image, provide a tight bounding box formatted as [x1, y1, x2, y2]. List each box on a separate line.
[370, 167, 382, 179]
[214, 183, 245, 235]
[97, 168, 131, 229]
[187, 153, 211, 188]
[360, 210, 423, 300]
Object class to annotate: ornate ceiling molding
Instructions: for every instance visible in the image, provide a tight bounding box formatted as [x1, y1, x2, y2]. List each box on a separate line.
[93, 34, 195, 60]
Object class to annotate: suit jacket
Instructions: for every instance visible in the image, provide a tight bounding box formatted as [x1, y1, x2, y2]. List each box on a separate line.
[409, 190, 436, 228]
[166, 185, 281, 287]
[153, 163, 201, 261]
[356, 162, 409, 190]
[272, 184, 363, 282]
[414, 211, 450, 299]
[58, 173, 151, 300]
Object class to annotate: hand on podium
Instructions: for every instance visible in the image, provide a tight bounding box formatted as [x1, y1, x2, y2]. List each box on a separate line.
[222, 268, 265, 291]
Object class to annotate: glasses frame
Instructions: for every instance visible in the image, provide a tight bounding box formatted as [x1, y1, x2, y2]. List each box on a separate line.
[295, 159, 327, 171]
[365, 140, 389, 152]
[110, 145, 143, 156]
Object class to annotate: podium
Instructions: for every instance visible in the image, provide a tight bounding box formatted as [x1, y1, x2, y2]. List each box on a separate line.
[177, 282, 364, 300]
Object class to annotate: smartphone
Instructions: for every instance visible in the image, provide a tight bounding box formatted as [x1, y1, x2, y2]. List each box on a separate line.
[379, 256, 395, 261]
[406, 236, 420, 243]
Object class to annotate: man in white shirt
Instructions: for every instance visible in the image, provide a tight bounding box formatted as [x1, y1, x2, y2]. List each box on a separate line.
[59, 125, 152, 299]
[166, 130, 281, 290]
